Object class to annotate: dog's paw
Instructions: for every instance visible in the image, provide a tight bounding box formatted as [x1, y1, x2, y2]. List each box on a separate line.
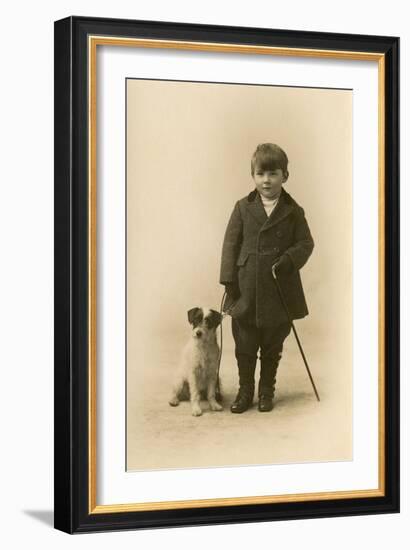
[210, 402, 223, 411]
[191, 406, 203, 417]
[169, 398, 179, 407]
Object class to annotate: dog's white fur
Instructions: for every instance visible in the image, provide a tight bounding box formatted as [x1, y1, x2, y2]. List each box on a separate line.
[169, 307, 223, 416]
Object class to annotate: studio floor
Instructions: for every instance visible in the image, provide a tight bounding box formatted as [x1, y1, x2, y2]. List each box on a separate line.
[126, 334, 352, 472]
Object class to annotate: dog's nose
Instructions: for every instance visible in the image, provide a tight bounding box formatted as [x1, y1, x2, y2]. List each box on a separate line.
[196, 330, 202, 338]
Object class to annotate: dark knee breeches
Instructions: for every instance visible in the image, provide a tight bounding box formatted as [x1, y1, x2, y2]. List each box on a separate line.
[232, 319, 291, 397]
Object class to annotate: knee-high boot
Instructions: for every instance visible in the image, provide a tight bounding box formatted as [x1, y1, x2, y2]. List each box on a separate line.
[258, 355, 281, 412]
[231, 355, 257, 414]
[257, 323, 290, 412]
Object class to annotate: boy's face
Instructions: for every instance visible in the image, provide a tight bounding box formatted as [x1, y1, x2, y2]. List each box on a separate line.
[253, 165, 287, 200]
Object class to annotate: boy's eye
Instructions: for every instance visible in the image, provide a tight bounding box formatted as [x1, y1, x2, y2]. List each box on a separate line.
[256, 171, 278, 176]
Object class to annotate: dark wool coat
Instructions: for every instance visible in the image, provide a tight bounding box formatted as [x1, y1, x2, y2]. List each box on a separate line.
[220, 188, 314, 328]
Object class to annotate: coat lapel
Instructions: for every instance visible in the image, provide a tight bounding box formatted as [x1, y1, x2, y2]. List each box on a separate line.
[246, 189, 295, 231]
[246, 191, 268, 226]
[261, 190, 294, 231]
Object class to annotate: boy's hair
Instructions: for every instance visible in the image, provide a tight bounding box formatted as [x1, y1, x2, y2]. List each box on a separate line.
[251, 143, 289, 179]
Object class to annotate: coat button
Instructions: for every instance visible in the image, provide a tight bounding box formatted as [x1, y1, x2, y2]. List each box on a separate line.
[274, 247, 280, 253]
[276, 230, 283, 238]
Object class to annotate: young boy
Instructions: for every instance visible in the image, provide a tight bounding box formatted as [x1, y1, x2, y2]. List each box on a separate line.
[220, 143, 314, 413]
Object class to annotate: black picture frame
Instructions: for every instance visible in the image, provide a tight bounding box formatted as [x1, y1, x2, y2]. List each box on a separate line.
[54, 15, 399, 534]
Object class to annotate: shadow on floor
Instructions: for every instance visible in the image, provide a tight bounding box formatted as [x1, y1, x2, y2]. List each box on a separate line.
[23, 510, 54, 527]
[274, 390, 318, 408]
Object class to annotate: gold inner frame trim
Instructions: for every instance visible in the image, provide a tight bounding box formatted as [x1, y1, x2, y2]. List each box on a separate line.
[88, 35, 386, 514]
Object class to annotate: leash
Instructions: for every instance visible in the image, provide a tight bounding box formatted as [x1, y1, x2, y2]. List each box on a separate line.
[217, 291, 227, 372]
[215, 290, 233, 397]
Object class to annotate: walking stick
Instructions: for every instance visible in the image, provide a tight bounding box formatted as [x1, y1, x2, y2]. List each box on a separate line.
[272, 266, 320, 402]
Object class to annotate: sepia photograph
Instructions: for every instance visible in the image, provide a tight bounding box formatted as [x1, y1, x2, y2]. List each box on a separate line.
[126, 78, 352, 471]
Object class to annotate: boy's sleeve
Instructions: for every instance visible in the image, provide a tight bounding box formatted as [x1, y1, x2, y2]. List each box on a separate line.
[284, 207, 314, 270]
[220, 201, 243, 285]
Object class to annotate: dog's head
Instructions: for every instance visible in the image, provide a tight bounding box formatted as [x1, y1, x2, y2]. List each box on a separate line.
[187, 307, 222, 340]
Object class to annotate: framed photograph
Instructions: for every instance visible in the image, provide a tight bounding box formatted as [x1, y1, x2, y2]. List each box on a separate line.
[54, 16, 399, 533]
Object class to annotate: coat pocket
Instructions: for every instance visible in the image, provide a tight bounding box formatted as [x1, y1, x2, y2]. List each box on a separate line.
[236, 251, 249, 267]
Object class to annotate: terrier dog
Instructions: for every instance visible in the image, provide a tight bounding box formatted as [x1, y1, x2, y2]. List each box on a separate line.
[169, 307, 223, 416]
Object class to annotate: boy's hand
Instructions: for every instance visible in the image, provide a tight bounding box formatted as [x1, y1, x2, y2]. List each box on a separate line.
[273, 254, 293, 276]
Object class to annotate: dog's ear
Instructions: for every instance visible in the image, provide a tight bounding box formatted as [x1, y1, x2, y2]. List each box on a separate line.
[208, 309, 223, 329]
[187, 307, 202, 325]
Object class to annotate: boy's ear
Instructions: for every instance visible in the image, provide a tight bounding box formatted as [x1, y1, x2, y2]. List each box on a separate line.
[282, 170, 289, 183]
